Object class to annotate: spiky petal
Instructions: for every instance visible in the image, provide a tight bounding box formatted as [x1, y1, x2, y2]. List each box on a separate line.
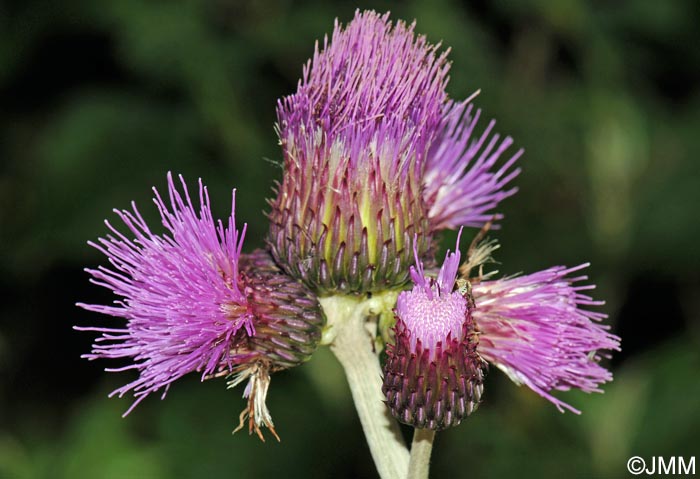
[76, 173, 252, 414]
[382, 239, 487, 429]
[423, 101, 523, 230]
[471, 264, 621, 413]
[268, 10, 450, 294]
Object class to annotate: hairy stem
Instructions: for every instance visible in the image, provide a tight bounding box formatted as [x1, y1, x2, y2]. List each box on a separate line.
[320, 294, 409, 479]
[408, 428, 436, 479]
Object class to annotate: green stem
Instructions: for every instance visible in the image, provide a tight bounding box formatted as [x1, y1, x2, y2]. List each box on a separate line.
[320, 294, 409, 479]
[408, 428, 436, 479]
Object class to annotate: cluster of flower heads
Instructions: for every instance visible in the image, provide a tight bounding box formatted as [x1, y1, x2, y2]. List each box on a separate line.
[78, 9, 619, 439]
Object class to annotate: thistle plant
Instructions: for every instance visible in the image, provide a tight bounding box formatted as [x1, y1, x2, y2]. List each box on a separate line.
[77, 9, 620, 479]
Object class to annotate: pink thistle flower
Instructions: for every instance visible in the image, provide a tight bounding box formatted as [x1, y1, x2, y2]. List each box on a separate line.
[382, 234, 487, 429]
[423, 101, 523, 230]
[472, 263, 621, 413]
[77, 174, 323, 440]
[269, 10, 449, 294]
[383, 236, 620, 428]
[269, 10, 522, 294]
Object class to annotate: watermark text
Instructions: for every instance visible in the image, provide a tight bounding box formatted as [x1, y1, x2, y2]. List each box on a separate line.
[627, 456, 695, 476]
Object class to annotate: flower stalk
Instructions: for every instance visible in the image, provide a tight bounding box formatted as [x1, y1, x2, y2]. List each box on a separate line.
[408, 428, 436, 479]
[319, 293, 409, 479]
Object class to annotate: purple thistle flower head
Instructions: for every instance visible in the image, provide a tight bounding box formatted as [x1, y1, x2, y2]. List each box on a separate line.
[383, 234, 620, 428]
[77, 174, 324, 440]
[471, 263, 621, 413]
[269, 10, 451, 294]
[423, 100, 524, 230]
[268, 10, 523, 294]
[77, 173, 252, 407]
[382, 232, 487, 430]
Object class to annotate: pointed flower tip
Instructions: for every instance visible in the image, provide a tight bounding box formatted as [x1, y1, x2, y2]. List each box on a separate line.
[436, 227, 463, 293]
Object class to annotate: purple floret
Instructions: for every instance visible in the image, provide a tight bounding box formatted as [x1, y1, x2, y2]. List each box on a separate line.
[277, 9, 451, 174]
[472, 264, 621, 413]
[397, 236, 467, 352]
[423, 101, 523, 230]
[76, 173, 253, 414]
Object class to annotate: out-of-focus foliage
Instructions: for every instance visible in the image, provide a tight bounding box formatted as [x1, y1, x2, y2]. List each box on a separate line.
[1, 0, 698, 478]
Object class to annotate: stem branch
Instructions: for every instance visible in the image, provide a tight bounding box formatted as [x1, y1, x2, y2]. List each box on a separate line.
[320, 294, 409, 479]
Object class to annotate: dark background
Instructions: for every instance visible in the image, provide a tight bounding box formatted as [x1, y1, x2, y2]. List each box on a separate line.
[1, 1, 699, 478]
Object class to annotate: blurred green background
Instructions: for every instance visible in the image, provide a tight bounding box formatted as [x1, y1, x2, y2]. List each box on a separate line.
[1, 0, 699, 478]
